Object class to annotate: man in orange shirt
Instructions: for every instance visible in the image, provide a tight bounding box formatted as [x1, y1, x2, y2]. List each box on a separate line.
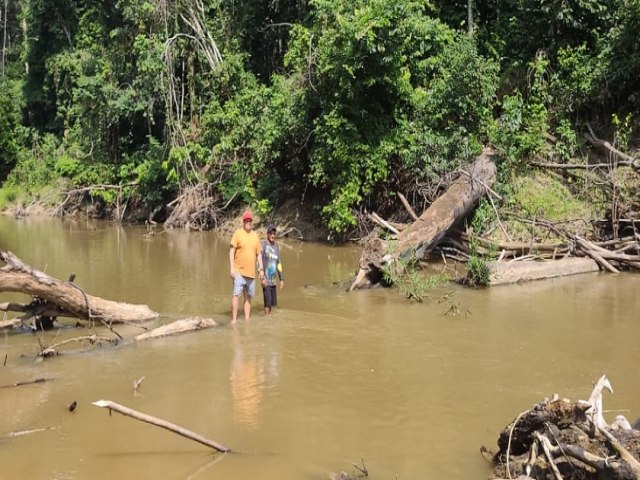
[229, 211, 265, 324]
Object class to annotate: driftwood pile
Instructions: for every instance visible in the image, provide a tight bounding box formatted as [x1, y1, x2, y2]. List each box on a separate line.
[440, 227, 640, 284]
[348, 142, 640, 289]
[484, 375, 640, 480]
[349, 148, 498, 290]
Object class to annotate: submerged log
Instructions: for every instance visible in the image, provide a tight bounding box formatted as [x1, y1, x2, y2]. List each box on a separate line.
[0, 317, 21, 329]
[38, 334, 119, 357]
[0, 250, 158, 325]
[5, 426, 59, 438]
[488, 258, 600, 285]
[0, 377, 49, 389]
[349, 148, 498, 290]
[135, 317, 218, 341]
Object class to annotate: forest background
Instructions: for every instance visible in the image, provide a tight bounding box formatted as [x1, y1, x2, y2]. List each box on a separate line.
[0, 0, 638, 243]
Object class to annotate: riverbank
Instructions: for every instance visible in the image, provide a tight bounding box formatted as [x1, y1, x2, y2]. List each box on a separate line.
[0, 186, 333, 243]
[2, 158, 638, 290]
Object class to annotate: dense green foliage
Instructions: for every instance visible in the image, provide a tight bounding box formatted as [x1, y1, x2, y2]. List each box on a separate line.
[282, 0, 497, 231]
[0, 0, 638, 233]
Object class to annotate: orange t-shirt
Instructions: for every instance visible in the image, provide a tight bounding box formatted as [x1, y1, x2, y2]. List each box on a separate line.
[230, 229, 262, 278]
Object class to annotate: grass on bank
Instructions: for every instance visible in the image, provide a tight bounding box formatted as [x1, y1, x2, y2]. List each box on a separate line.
[0, 183, 66, 214]
[482, 171, 600, 243]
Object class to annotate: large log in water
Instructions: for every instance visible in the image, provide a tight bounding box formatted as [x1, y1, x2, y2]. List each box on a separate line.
[348, 148, 498, 290]
[488, 258, 600, 285]
[135, 317, 218, 341]
[0, 250, 158, 324]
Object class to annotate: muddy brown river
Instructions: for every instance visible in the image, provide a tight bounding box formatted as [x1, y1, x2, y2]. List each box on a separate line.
[1, 215, 639, 480]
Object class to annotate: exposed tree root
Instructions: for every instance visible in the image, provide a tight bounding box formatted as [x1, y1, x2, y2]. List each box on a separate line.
[163, 183, 223, 231]
[485, 376, 640, 480]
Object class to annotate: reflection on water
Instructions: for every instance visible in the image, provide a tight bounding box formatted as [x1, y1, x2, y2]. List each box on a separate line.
[230, 323, 281, 429]
[1, 215, 640, 480]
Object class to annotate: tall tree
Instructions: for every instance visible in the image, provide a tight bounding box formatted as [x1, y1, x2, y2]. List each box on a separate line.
[23, 0, 80, 129]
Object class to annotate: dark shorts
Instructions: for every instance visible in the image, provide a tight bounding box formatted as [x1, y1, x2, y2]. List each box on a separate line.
[263, 285, 277, 308]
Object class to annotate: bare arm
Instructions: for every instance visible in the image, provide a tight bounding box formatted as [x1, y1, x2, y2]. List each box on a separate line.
[257, 250, 265, 280]
[229, 247, 236, 279]
[277, 260, 283, 281]
[277, 248, 284, 289]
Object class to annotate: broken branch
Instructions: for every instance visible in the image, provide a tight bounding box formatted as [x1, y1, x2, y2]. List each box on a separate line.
[92, 400, 231, 453]
[397, 192, 419, 221]
[1, 377, 48, 389]
[38, 335, 118, 357]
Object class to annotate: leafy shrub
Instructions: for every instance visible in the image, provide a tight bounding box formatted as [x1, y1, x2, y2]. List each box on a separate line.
[133, 140, 176, 209]
[54, 155, 82, 178]
[284, 0, 498, 232]
[4, 133, 60, 190]
[489, 54, 550, 172]
[0, 185, 23, 209]
[550, 44, 604, 113]
[511, 174, 591, 221]
[466, 255, 491, 287]
[469, 198, 496, 238]
[0, 78, 21, 181]
[204, 56, 305, 214]
[381, 241, 449, 301]
[553, 118, 578, 162]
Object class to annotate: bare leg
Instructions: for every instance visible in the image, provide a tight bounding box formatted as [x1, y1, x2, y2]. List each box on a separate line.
[231, 295, 240, 324]
[243, 293, 252, 321]
[264, 306, 271, 315]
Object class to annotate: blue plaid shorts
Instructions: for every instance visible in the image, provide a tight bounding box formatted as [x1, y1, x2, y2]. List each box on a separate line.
[233, 273, 256, 297]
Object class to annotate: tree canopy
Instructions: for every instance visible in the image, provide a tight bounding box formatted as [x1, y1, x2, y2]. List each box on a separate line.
[0, 0, 637, 233]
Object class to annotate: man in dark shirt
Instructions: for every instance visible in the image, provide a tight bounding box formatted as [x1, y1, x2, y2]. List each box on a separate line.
[260, 224, 284, 315]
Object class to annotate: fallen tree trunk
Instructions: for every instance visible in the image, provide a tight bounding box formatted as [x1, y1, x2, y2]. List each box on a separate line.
[0, 250, 158, 326]
[488, 258, 600, 285]
[349, 148, 498, 290]
[135, 317, 218, 341]
[458, 218, 640, 286]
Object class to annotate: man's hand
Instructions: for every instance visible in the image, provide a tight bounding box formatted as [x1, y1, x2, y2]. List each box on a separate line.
[279, 280, 284, 290]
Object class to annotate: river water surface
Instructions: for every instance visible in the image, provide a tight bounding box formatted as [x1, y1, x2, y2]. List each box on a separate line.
[1, 215, 639, 480]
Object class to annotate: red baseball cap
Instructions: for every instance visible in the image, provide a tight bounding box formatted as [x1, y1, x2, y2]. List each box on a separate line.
[242, 211, 253, 222]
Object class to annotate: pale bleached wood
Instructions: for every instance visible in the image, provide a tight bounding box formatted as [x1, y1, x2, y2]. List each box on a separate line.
[135, 317, 218, 341]
[0, 317, 21, 329]
[38, 335, 117, 357]
[0, 250, 158, 324]
[92, 400, 230, 452]
[397, 192, 419, 221]
[488, 258, 599, 285]
[367, 212, 399, 236]
[349, 148, 497, 290]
